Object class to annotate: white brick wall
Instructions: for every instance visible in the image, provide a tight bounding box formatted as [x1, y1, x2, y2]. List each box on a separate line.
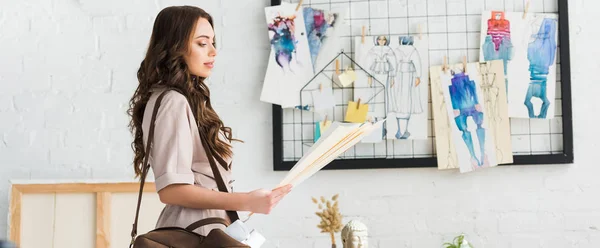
[1, 0, 599, 247]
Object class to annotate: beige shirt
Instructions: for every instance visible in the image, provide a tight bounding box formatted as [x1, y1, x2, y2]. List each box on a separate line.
[141, 87, 234, 236]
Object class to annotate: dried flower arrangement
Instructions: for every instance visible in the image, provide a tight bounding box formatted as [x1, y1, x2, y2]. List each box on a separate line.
[312, 194, 343, 248]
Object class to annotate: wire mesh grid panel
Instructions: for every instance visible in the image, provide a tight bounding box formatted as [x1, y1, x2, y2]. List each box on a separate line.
[274, 0, 573, 168]
[294, 51, 391, 159]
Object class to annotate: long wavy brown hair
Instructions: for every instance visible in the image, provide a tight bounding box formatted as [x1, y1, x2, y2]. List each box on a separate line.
[127, 6, 240, 178]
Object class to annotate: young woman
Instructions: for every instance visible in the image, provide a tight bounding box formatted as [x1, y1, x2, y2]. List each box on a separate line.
[127, 6, 292, 236]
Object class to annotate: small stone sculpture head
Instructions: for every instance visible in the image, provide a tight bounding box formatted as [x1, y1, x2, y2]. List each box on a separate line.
[341, 220, 368, 248]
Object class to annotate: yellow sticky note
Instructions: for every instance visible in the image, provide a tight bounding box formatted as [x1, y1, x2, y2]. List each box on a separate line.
[344, 101, 369, 123]
[333, 67, 357, 87]
[338, 69, 356, 87]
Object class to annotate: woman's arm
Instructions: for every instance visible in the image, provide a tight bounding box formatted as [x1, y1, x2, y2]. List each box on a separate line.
[158, 183, 292, 214]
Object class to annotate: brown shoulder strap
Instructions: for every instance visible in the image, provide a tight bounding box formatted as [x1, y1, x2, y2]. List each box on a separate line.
[198, 132, 240, 222]
[130, 89, 170, 246]
[167, 87, 239, 222]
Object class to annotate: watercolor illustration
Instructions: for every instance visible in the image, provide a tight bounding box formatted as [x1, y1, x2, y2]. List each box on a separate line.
[431, 62, 503, 173]
[481, 11, 513, 94]
[303, 7, 340, 72]
[261, 3, 314, 108]
[525, 18, 557, 119]
[479, 11, 558, 119]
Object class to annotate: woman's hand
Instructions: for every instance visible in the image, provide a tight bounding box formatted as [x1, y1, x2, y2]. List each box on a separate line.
[246, 184, 292, 214]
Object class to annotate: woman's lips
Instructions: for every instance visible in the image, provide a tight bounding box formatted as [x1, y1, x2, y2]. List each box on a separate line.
[204, 62, 214, 68]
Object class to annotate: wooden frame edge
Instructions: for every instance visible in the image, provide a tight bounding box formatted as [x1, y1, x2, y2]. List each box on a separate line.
[11, 182, 155, 194]
[96, 192, 111, 248]
[7, 182, 155, 247]
[9, 185, 22, 247]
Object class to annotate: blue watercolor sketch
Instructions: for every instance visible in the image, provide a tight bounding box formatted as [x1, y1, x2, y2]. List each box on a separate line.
[268, 15, 298, 72]
[449, 71, 490, 168]
[525, 18, 557, 118]
[303, 7, 338, 72]
[482, 11, 513, 94]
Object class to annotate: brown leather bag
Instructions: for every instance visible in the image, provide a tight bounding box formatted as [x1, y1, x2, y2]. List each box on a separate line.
[129, 89, 250, 248]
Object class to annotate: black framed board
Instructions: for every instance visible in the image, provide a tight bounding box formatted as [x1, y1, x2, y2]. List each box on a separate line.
[269, 0, 573, 171]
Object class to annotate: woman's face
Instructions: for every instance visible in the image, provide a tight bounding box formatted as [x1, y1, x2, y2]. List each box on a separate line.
[184, 18, 217, 78]
[377, 36, 386, 46]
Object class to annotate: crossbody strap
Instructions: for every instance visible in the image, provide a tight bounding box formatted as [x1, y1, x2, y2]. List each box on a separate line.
[130, 89, 170, 247]
[198, 131, 240, 222]
[130, 89, 239, 246]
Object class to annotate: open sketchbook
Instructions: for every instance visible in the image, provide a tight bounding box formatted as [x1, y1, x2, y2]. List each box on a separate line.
[277, 119, 386, 187]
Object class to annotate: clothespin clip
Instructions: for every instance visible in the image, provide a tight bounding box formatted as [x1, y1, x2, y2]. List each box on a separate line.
[442, 56, 448, 73]
[319, 83, 323, 92]
[335, 59, 340, 75]
[295, 0, 304, 12]
[418, 24, 422, 40]
[462, 56, 467, 73]
[522, 0, 530, 19]
[361, 26, 366, 44]
[323, 114, 328, 123]
[356, 98, 361, 109]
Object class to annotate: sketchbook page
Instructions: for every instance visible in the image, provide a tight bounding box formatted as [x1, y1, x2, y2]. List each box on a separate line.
[262, 3, 314, 108]
[279, 121, 343, 186]
[479, 11, 558, 119]
[289, 127, 365, 186]
[280, 123, 361, 187]
[440, 63, 499, 173]
[430, 66, 459, 170]
[361, 118, 386, 143]
[278, 122, 361, 186]
[476, 60, 513, 164]
[289, 120, 383, 186]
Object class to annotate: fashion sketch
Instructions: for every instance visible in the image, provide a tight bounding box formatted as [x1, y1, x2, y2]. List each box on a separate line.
[477, 61, 512, 164]
[482, 11, 513, 94]
[525, 18, 557, 119]
[365, 35, 396, 138]
[430, 67, 458, 170]
[448, 69, 490, 168]
[390, 36, 423, 139]
[479, 11, 558, 119]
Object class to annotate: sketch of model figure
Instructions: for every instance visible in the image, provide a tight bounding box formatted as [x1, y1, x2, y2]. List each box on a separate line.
[449, 71, 489, 168]
[390, 36, 423, 139]
[525, 18, 557, 118]
[482, 11, 513, 94]
[366, 35, 396, 137]
[435, 75, 457, 169]
[478, 63, 502, 161]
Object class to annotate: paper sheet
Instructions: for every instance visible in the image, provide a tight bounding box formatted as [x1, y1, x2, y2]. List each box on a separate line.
[261, 3, 314, 108]
[478, 11, 558, 119]
[278, 120, 385, 187]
